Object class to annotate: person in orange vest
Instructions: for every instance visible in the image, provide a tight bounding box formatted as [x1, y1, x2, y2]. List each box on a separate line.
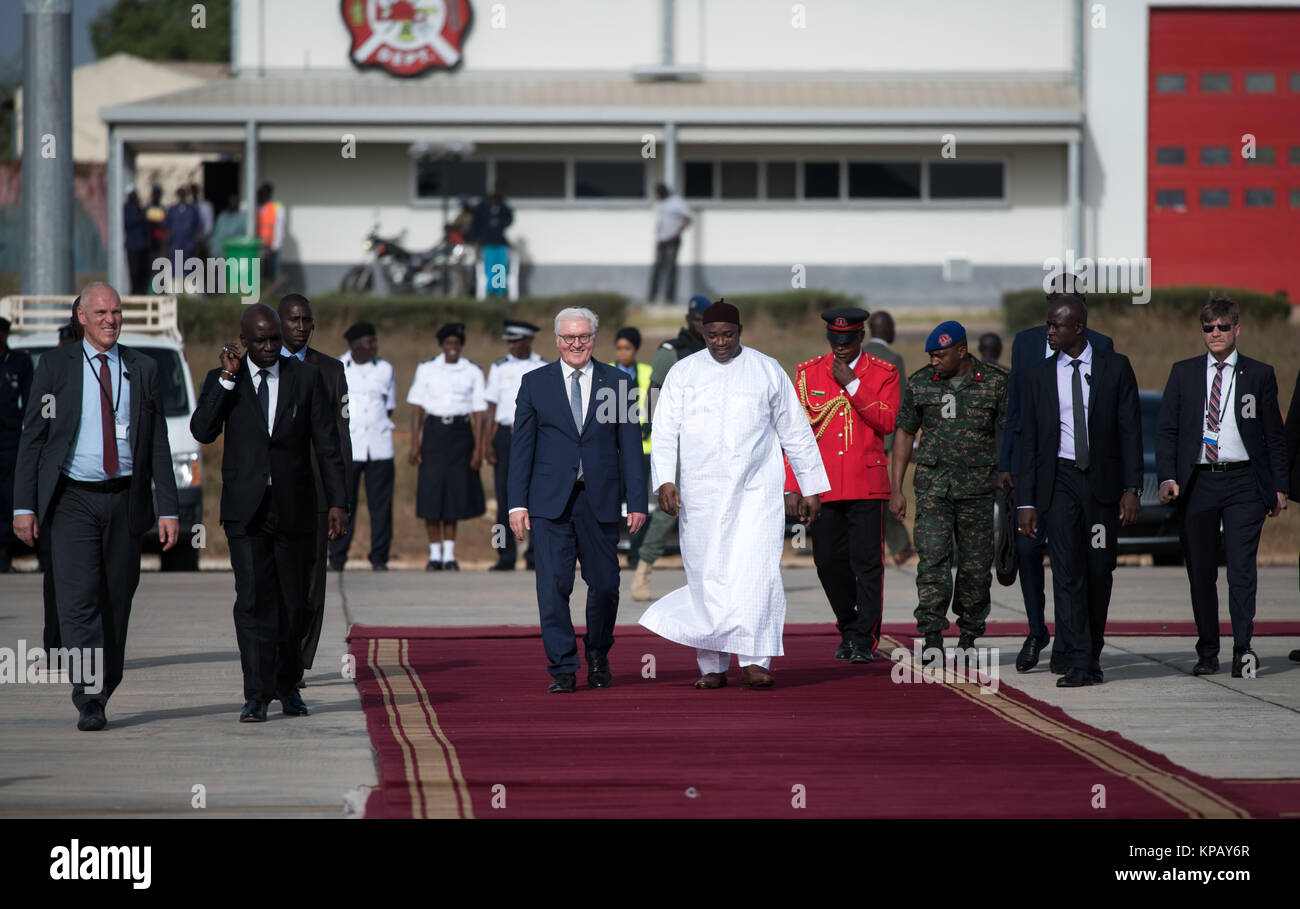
[256, 182, 286, 295]
[785, 307, 899, 663]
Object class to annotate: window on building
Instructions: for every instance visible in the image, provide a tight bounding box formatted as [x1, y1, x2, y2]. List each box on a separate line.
[1156, 74, 1186, 92]
[927, 162, 1003, 199]
[848, 162, 921, 199]
[574, 161, 645, 198]
[720, 162, 760, 199]
[1200, 73, 1231, 93]
[1200, 146, 1230, 166]
[1155, 147, 1185, 165]
[1200, 188, 1230, 208]
[1291, 189, 1300, 208]
[683, 161, 714, 199]
[766, 162, 796, 199]
[1290, 146, 1300, 165]
[1292, 73, 1300, 92]
[1244, 188, 1274, 207]
[1246, 147, 1275, 165]
[1155, 189, 1186, 209]
[1245, 73, 1276, 93]
[494, 160, 565, 198]
[803, 162, 840, 199]
[415, 159, 487, 200]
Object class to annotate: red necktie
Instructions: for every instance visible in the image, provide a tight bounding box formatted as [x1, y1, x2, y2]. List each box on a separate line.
[97, 353, 119, 476]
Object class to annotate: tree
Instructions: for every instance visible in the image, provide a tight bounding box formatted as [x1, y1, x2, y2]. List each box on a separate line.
[90, 0, 231, 62]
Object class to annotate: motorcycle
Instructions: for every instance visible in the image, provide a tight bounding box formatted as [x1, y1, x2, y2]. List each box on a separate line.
[340, 223, 476, 296]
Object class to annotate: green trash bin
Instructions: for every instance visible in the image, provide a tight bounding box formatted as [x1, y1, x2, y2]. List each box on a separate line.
[221, 236, 263, 295]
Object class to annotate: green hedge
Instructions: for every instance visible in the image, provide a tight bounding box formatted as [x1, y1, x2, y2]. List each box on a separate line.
[722, 289, 864, 328]
[180, 291, 629, 343]
[1003, 285, 1291, 334]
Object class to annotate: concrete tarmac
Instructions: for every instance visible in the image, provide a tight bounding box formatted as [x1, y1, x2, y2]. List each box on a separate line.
[1, 562, 1297, 817]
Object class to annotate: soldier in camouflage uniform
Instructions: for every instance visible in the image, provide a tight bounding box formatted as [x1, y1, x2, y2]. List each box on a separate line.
[889, 321, 1007, 652]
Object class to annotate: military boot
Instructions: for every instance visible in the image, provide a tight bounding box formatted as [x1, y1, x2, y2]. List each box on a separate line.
[632, 561, 653, 601]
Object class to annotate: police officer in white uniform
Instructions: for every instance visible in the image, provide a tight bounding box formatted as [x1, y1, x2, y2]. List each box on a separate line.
[329, 322, 397, 570]
[481, 319, 548, 570]
[407, 322, 487, 571]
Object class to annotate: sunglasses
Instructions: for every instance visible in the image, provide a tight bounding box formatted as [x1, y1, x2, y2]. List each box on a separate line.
[1201, 323, 1235, 333]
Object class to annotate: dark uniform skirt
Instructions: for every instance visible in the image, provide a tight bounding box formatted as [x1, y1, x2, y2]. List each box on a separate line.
[416, 416, 486, 521]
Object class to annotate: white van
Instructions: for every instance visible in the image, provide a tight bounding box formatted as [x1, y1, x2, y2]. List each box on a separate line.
[0, 295, 203, 570]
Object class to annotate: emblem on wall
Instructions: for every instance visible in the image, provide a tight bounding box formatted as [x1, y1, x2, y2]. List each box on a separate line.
[342, 0, 473, 77]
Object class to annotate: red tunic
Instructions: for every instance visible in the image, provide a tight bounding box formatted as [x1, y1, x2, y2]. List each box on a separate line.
[784, 351, 899, 501]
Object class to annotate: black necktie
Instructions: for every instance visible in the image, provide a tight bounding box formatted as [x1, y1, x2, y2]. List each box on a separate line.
[257, 370, 270, 430]
[1070, 359, 1088, 471]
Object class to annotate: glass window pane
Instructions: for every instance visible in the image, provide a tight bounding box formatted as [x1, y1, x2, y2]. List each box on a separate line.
[1200, 146, 1230, 165]
[1155, 189, 1186, 209]
[683, 161, 713, 199]
[847, 162, 921, 198]
[1200, 73, 1230, 93]
[1155, 147, 1185, 165]
[1291, 146, 1300, 164]
[1291, 189, 1300, 209]
[1244, 188, 1274, 207]
[803, 162, 840, 199]
[573, 161, 645, 198]
[1156, 74, 1185, 92]
[416, 159, 487, 199]
[1200, 188, 1230, 208]
[494, 160, 565, 198]
[1245, 73, 1275, 93]
[720, 162, 759, 199]
[766, 162, 796, 199]
[926, 162, 1003, 199]
[1246, 147, 1275, 165]
[1293, 73, 1300, 92]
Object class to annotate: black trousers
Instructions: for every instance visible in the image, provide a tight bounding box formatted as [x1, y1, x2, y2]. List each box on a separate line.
[38, 519, 61, 650]
[647, 238, 680, 303]
[811, 499, 885, 649]
[127, 247, 151, 296]
[1043, 462, 1117, 673]
[299, 508, 330, 673]
[328, 458, 394, 568]
[491, 426, 531, 566]
[1181, 467, 1265, 659]
[48, 481, 141, 710]
[225, 489, 313, 702]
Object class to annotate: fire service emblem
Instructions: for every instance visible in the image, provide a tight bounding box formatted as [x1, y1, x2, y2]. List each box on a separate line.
[342, 0, 472, 77]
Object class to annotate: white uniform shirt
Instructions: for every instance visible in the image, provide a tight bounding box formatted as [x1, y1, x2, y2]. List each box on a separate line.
[484, 351, 547, 426]
[406, 354, 486, 417]
[1055, 342, 1092, 461]
[1200, 349, 1246, 463]
[340, 351, 397, 461]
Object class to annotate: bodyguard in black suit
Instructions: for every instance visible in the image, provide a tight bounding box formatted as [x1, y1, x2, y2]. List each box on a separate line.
[1016, 296, 1142, 688]
[1156, 297, 1288, 678]
[277, 294, 352, 683]
[998, 293, 1114, 673]
[1286, 368, 1300, 664]
[190, 304, 348, 721]
[12, 284, 181, 731]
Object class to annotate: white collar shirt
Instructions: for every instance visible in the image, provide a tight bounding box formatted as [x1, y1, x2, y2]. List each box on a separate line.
[341, 351, 397, 461]
[1055, 342, 1093, 461]
[1201, 349, 1246, 463]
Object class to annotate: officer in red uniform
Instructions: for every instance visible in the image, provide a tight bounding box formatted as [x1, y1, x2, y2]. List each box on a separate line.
[785, 307, 900, 662]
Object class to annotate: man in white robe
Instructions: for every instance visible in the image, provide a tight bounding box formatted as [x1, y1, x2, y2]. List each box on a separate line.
[638, 300, 830, 688]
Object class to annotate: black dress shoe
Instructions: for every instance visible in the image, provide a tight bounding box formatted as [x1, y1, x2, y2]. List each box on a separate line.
[1192, 657, 1219, 676]
[834, 640, 852, 661]
[848, 642, 874, 664]
[489, 561, 515, 572]
[587, 658, 612, 689]
[548, 674, 577, 693]
[1290, 649, 1300, 663]
[279, 690, 310, 716]
[1056, 668, 1093, 688]
[1231, 649, 1258, 678]
[1049, 653, 1067, 675]
[77, 702, 106, 732]
[372, 563, 388, 572]
[1089, 668, 1104, 685]
[426, 559, 442, 571]
[239, 699, 268, 722]
[1016, 635, 1049, 672]
[443, 560, 460, 571]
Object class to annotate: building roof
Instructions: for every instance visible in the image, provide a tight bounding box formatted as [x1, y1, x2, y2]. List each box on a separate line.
[102, 70, 1082, 126]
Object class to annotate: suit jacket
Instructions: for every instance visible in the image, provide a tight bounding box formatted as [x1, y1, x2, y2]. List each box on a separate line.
[303, 347, 353, 514]
[190, 355, 347, 534]
[1286, 368, 1300, 500]
[13, 342, 179, 536]
[507, 359, 647, 522]
[1156, 353, 1287, 509]
[1000, 324, 1114, 475]
[1015, 345, 1142, 513]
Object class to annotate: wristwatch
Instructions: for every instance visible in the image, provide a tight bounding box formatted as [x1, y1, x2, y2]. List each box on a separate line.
[1123, 486, 1143, 496]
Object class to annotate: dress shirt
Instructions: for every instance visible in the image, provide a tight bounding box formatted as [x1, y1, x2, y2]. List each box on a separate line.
[406, 354, 486, 416]
[340, 352, 397, 460]
[281, 345, 306, 361]
[843, 352, 862, 397]
[1055, 342, 1092, 461]
[64, 339, 133, 481]
[1199, 349, 1246, 464]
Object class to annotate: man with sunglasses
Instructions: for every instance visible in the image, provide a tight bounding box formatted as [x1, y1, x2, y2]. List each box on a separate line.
[1156, 296, 1288, 679]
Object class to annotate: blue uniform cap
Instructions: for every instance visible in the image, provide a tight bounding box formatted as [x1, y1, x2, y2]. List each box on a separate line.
[688, 295, 713, 313]
[925, 320, 966, 353]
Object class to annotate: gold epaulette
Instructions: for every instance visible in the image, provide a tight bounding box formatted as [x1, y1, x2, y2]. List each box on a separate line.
[868, 354, 897, 372]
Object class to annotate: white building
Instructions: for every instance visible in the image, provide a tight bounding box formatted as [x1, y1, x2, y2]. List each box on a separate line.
[100, 0, 1300, 306]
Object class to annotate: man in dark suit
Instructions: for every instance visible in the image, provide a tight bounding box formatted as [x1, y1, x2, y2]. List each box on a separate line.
[1287, 368, 1300, 663]
[190, 304, 348, 722]
[1016, 296, 1142, 689]
[508, 307, 647, 693]
[998, 291, 1114, 674]
[12, 283, 180, 731]
[1156, 296, 1288, 678]
[277, 294, 352, 686]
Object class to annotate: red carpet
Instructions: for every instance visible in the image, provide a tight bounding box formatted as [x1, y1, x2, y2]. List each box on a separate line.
[347, 624, 1300, 819]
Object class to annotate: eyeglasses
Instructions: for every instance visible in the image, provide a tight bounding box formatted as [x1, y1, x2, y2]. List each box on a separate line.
[558, 334, 594, 347]
[1201, 323, 1235, 333]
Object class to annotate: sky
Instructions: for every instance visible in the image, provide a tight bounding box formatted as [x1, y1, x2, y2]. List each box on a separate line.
[0, 0, 119, 85]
